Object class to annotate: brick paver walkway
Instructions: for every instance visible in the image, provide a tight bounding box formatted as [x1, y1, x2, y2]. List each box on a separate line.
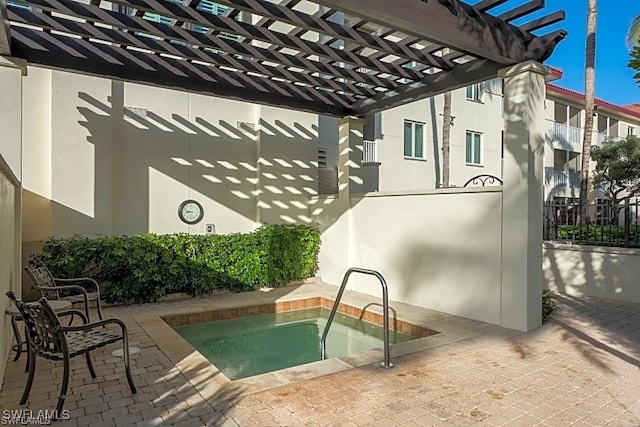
[1, 292, 639, 426]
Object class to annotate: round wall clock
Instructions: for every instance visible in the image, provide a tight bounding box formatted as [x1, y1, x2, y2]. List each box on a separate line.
[178, 199, 204, 225]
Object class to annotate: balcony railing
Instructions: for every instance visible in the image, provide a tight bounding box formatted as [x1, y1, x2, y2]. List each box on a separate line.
[549, 122, 584, 145]
[362, 140, 378, 163]
[545, 167, 581, 190]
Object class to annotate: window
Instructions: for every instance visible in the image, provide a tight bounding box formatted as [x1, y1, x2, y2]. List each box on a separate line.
[465, 83, 482, 102]
[7, 1, 30, 9]
[487, 78, 503, 95]
[465, 131, 482, 165]
[128, 1, 239, 41]
[629, 126, 636, 136]
[403, 121, 424, 159]
[194, 1, 240, 39]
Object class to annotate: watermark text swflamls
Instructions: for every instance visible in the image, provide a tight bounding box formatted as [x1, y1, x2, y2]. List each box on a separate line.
[1, 409, 70, 425]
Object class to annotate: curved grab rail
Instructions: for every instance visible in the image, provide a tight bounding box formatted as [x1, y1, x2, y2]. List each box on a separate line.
[320, 267, 393, 368]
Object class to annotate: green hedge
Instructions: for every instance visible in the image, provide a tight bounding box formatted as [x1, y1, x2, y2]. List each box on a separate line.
[556, 225, 640, 246]
[30, 224, 321, 304]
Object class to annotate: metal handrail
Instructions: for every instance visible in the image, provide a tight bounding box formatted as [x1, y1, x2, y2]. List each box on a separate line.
[320, 267, 393, 368]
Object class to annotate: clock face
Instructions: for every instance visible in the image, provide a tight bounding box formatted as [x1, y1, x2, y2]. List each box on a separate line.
[178, 200, 204, 225]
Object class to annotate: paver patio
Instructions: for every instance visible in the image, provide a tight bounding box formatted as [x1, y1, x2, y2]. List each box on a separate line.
[1, 284, 639, 427]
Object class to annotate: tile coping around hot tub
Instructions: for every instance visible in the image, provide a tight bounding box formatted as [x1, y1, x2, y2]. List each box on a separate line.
[161, 297, 437, 339]
[132, 284, 484, 402]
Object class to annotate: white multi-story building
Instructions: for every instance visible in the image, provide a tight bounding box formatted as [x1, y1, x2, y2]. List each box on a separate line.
[334, 67, 640, 201]
[544, 73, 640, 203]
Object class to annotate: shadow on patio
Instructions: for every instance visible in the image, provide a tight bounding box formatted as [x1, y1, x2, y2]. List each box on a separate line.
[1, 283, 639, 426]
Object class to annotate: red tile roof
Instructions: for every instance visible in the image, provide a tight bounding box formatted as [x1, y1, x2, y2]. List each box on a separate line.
[625, 104, 640, 114]
[545, 84, 640, 121]
[548, 67, 564, 79]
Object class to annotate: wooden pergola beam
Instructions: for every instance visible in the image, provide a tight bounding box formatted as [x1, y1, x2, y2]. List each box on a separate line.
[3, 0, 566, 116]
[10, 27, 355, 116]
[0, 0, 11, 55]
[354, 29, 567, 115]
[21, 0, 401, 89]
[313, 0, 542, 65]
[354, 59, 504, 115]
[520, 10, 565, 33]
[210, 0, 453, 70]
[105, 0, 425, 81]
[8, 7, 377, 98]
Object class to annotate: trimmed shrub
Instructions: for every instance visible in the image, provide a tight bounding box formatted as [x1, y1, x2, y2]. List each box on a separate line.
[542, 289, 559, 321]
[30, 224, 321, 304]
[556, 225, 640, 247]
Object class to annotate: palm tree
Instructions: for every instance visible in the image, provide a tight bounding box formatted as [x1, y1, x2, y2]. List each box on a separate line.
[441, 91, 452, 187]
[626, 15, 640, 48]
[628, 15, 640, 86]
[579, 0, 597, 223]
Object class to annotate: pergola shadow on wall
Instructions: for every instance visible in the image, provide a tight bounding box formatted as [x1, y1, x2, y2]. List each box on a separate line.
[0, 0, 567, 332]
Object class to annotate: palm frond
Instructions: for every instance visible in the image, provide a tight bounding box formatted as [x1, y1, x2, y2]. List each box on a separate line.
[627, 14, 640, 48]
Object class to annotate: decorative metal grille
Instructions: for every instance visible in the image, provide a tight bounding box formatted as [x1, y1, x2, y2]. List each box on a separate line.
[463, 174, 503, 187]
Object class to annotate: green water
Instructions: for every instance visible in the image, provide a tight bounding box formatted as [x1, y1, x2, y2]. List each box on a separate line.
[174, 307, 414, 379]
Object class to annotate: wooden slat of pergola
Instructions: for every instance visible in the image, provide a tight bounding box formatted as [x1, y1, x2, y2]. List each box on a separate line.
[0, 0, 567, 116]
[0, 0, 10, 54]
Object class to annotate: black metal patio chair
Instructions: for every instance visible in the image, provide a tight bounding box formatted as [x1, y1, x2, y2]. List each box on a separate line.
[25, 264, 104, 321]
[5, 291, 136, 417]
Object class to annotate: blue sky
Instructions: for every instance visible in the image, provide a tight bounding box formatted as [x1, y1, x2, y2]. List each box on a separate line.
[485, 1, 640, 107]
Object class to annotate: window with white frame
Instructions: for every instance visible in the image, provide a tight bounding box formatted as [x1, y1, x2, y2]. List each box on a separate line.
[194, 1, 240, 39]
[127, 1, 240, 41]
[465, 131, 482, 165]
[628, 126, 636, 136]
[465, 83, 482, 102]
[403, 120, 425, 159]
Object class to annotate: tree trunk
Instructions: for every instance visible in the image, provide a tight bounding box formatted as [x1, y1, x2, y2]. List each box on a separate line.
[442, 91, 452, 188]
[579, 0, 597, 224]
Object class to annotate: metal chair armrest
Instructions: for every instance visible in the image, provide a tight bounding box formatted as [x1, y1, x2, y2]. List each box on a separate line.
[54, 277, 101, 294]
[34, 283, 86, 293]
[34, 283, 90, 297]
[62, 318, 128, 336]
[33, 284, 90, 307]
[56, 310, 89, 324]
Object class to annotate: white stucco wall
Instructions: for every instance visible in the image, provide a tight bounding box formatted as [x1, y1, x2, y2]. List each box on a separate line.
[313, 188, 504, 325]
[543, 243, 640, 304]
[0, 61, 22, 179]
[0, 168, 17, 394]
[0, 58, 23, 393]
[257, 106, 318, 225]
[50, 71, 114, 236]
[22, 67, 52, 243]
[21, 67, 263, 238]
[116, 81, 258, 235]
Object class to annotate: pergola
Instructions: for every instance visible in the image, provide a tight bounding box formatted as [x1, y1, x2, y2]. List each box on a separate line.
[0, 0, 567, 331]
[0, 0, 565, 117]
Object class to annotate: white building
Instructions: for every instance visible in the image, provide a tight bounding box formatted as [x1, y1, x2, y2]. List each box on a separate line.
[543, 72, 640, 203]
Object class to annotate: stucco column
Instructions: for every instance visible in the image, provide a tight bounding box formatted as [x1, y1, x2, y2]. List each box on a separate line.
[0, 56, 25, 386]
[499, 61, 549, 331]
[337, 116, 365, 198]
[311, 117, 364, 285]
[0, 57, 25, 181]
[0, 56, 26, 296]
